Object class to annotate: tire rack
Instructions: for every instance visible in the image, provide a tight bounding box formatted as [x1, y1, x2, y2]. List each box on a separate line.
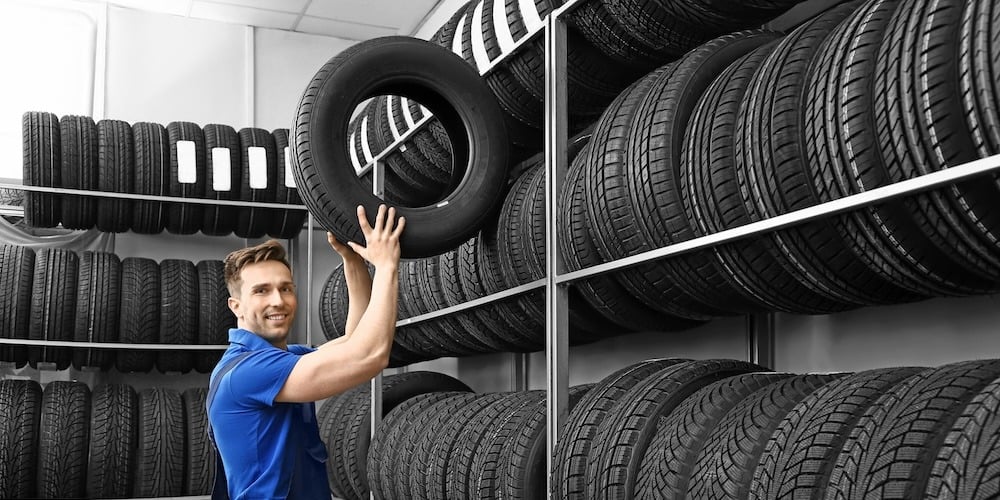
[0, 0, 998, 494]
[0, 180, 312, 357]
[356, 0, 1000, 497]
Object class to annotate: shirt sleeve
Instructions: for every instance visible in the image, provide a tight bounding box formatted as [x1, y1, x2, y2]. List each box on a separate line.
[228, 349, 302, 407]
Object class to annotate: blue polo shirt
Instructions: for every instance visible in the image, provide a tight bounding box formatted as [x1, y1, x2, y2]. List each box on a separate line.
[208, 328, 330, 500]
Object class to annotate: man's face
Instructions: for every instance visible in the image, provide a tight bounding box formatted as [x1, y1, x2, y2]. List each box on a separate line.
[229, 260, 298, 347]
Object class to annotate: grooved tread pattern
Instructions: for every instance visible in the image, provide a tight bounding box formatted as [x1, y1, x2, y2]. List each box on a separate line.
[59, 115, 98, 230]
[96, 119, 134, 233]
[131, 122, 169, 234]
[134, 388, 184, 498]
[195, 260, 232, 374]
[22, 111, 61, 228]
[37, 381, 90, 499]
[72, 251, 121, 371]
[87, 383, 137, 499]
[166, 121, 205, 235]
[0, 379, 41, 499]
[157, 259, 197, 374]
[182, 388, 214, 495]
[0, 245, 34, 367]
[117, 257, 159, 373]
[29, 248, 78, 370]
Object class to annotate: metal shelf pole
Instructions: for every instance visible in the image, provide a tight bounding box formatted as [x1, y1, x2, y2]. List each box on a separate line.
[370, 159, 386, 500]
[544, 11, 569, 498]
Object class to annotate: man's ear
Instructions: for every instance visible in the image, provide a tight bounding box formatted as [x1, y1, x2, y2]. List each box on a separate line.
[227, 296, 241, 318]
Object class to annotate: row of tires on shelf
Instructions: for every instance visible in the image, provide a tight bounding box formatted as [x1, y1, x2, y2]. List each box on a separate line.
[0, 244, 231, 374]
[322, 0, 1000, 363]
[321, 358, 1000, 500]
[20, 112, 306, 238]
[342, 0, 804, 206]
[0, 380, 214, 499]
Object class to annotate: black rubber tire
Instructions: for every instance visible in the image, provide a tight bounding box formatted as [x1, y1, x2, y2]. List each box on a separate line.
[96, 119, 134, 233]
[156, 259, 197, 374]
[134, 388, 184, 498]
[166, 122, 206, 235]
[22, 111, 61, 228]
[681, 40, 854, 314]
[873, 0, 1000, 283]
[749, 366, 925, 500]
[828, 359, 1000, 499]
[432, 0, 473, 47]
[59, 115, 98, 230]
[317, 389, 357, 498]
[688, 373, 846, 500]
[182, 387, 215, 495]
[635, 372, 793, 500]
[269, 128, 307, 239]
[492, 386, 593, 500]
[583, 65, 712, 320]
[415, 257, 497, 354]
[87, 383, 137, 499]
[319, 264, 347, 342]
[293, 36, 509, 259]
[563, 145, 704, 333]
[194, 260, 232, 374]
[37, 381, 90, 499]
[586, 359, 769, 499]
[369, 391, 469, 500]
[925, 375, 1000, 499]
[438, 246, 523, 352]
[28, 248, 78, 371]
[457, 391, 544, 500]
[395, 392, 481, 500]
[0, 244, 34, 368]
[72, 251, 120, 371]
[235, 127, 277, 238]
[423, 393, 510, 500]
[131, 122, 170, 234]
[551, 358, 690, 499]
[625, 31, 781, 316]
[201, 124, 241, 237]
[117, 257, 159, 373]
[341, 372, 473, 499]
[737, 3, 925, 308]
[0, 379, 42, 499]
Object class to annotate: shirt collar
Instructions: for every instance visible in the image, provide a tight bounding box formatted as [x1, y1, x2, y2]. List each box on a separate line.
[228, 328, 282, 352]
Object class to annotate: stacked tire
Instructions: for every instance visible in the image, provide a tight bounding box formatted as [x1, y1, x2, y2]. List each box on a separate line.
[0, 243, 231, 374]
[0, 381, 213, 499]
[21, 113, 306, 238]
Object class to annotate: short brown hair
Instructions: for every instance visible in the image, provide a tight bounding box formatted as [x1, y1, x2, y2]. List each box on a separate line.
[224, 240, 292, 297]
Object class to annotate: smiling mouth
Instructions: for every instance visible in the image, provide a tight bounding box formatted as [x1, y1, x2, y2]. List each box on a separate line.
[266, 314, 288, 321]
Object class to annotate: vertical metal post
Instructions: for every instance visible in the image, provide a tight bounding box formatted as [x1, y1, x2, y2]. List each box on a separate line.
[370, 159, 385, 500]
[747, 313, 775, 369]
[544, 12, 569, 499]
[512, 352, 529, 391]
[306, 212, 314, 347]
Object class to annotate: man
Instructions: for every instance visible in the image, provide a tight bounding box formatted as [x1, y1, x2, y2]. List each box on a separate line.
[208, 204, 405, 499]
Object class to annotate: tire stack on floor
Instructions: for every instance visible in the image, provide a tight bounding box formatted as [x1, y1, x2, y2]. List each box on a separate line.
[0, 243, 231, 374]
[0, 380, 213, 499]
[20, 112, 306, 239]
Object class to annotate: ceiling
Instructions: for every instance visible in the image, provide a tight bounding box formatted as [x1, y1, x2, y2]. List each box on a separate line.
[100, 0, 445, 40]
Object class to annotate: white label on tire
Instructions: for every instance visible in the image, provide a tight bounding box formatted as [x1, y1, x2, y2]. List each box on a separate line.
[177, 140, 197, 184]
[211, 148, 232, 191]
[248, 146, 267, 189]
[284, 146, 295, 188]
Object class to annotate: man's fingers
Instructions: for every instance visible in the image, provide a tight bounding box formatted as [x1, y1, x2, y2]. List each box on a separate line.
[356, 205, 373, 235]
[391, 216, 406, 239]
[372, 204, 387, 234]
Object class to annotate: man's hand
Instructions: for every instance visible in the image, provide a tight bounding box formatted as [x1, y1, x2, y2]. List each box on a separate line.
[346, 204, 404, 269]
[327, 231, 362, 264]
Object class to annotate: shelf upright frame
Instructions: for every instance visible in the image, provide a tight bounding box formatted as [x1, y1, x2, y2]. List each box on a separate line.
[369, 158, 386, 500]
[543, 7, 570, 497]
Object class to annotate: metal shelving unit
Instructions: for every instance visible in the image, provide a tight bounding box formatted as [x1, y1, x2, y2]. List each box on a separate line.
[354, 0, 1000, 496]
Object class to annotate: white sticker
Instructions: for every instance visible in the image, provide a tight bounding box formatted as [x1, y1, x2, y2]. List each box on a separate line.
[211, 148, 232, 191]
[283, 146, 295, 188]
[177, 140, 197, 184]
[248, 146, 268, 189]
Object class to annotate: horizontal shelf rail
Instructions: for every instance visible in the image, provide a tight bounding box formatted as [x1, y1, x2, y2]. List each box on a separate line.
[0, 181, 309, 210]
[388, 152, 1000, 327]
[0, 338, 228, 350]
[556, 152, 1000, 285]
[395, 278, 546, 327]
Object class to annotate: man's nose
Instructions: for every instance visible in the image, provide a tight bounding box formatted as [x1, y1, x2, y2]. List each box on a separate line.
[267, 289, 285, 305]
